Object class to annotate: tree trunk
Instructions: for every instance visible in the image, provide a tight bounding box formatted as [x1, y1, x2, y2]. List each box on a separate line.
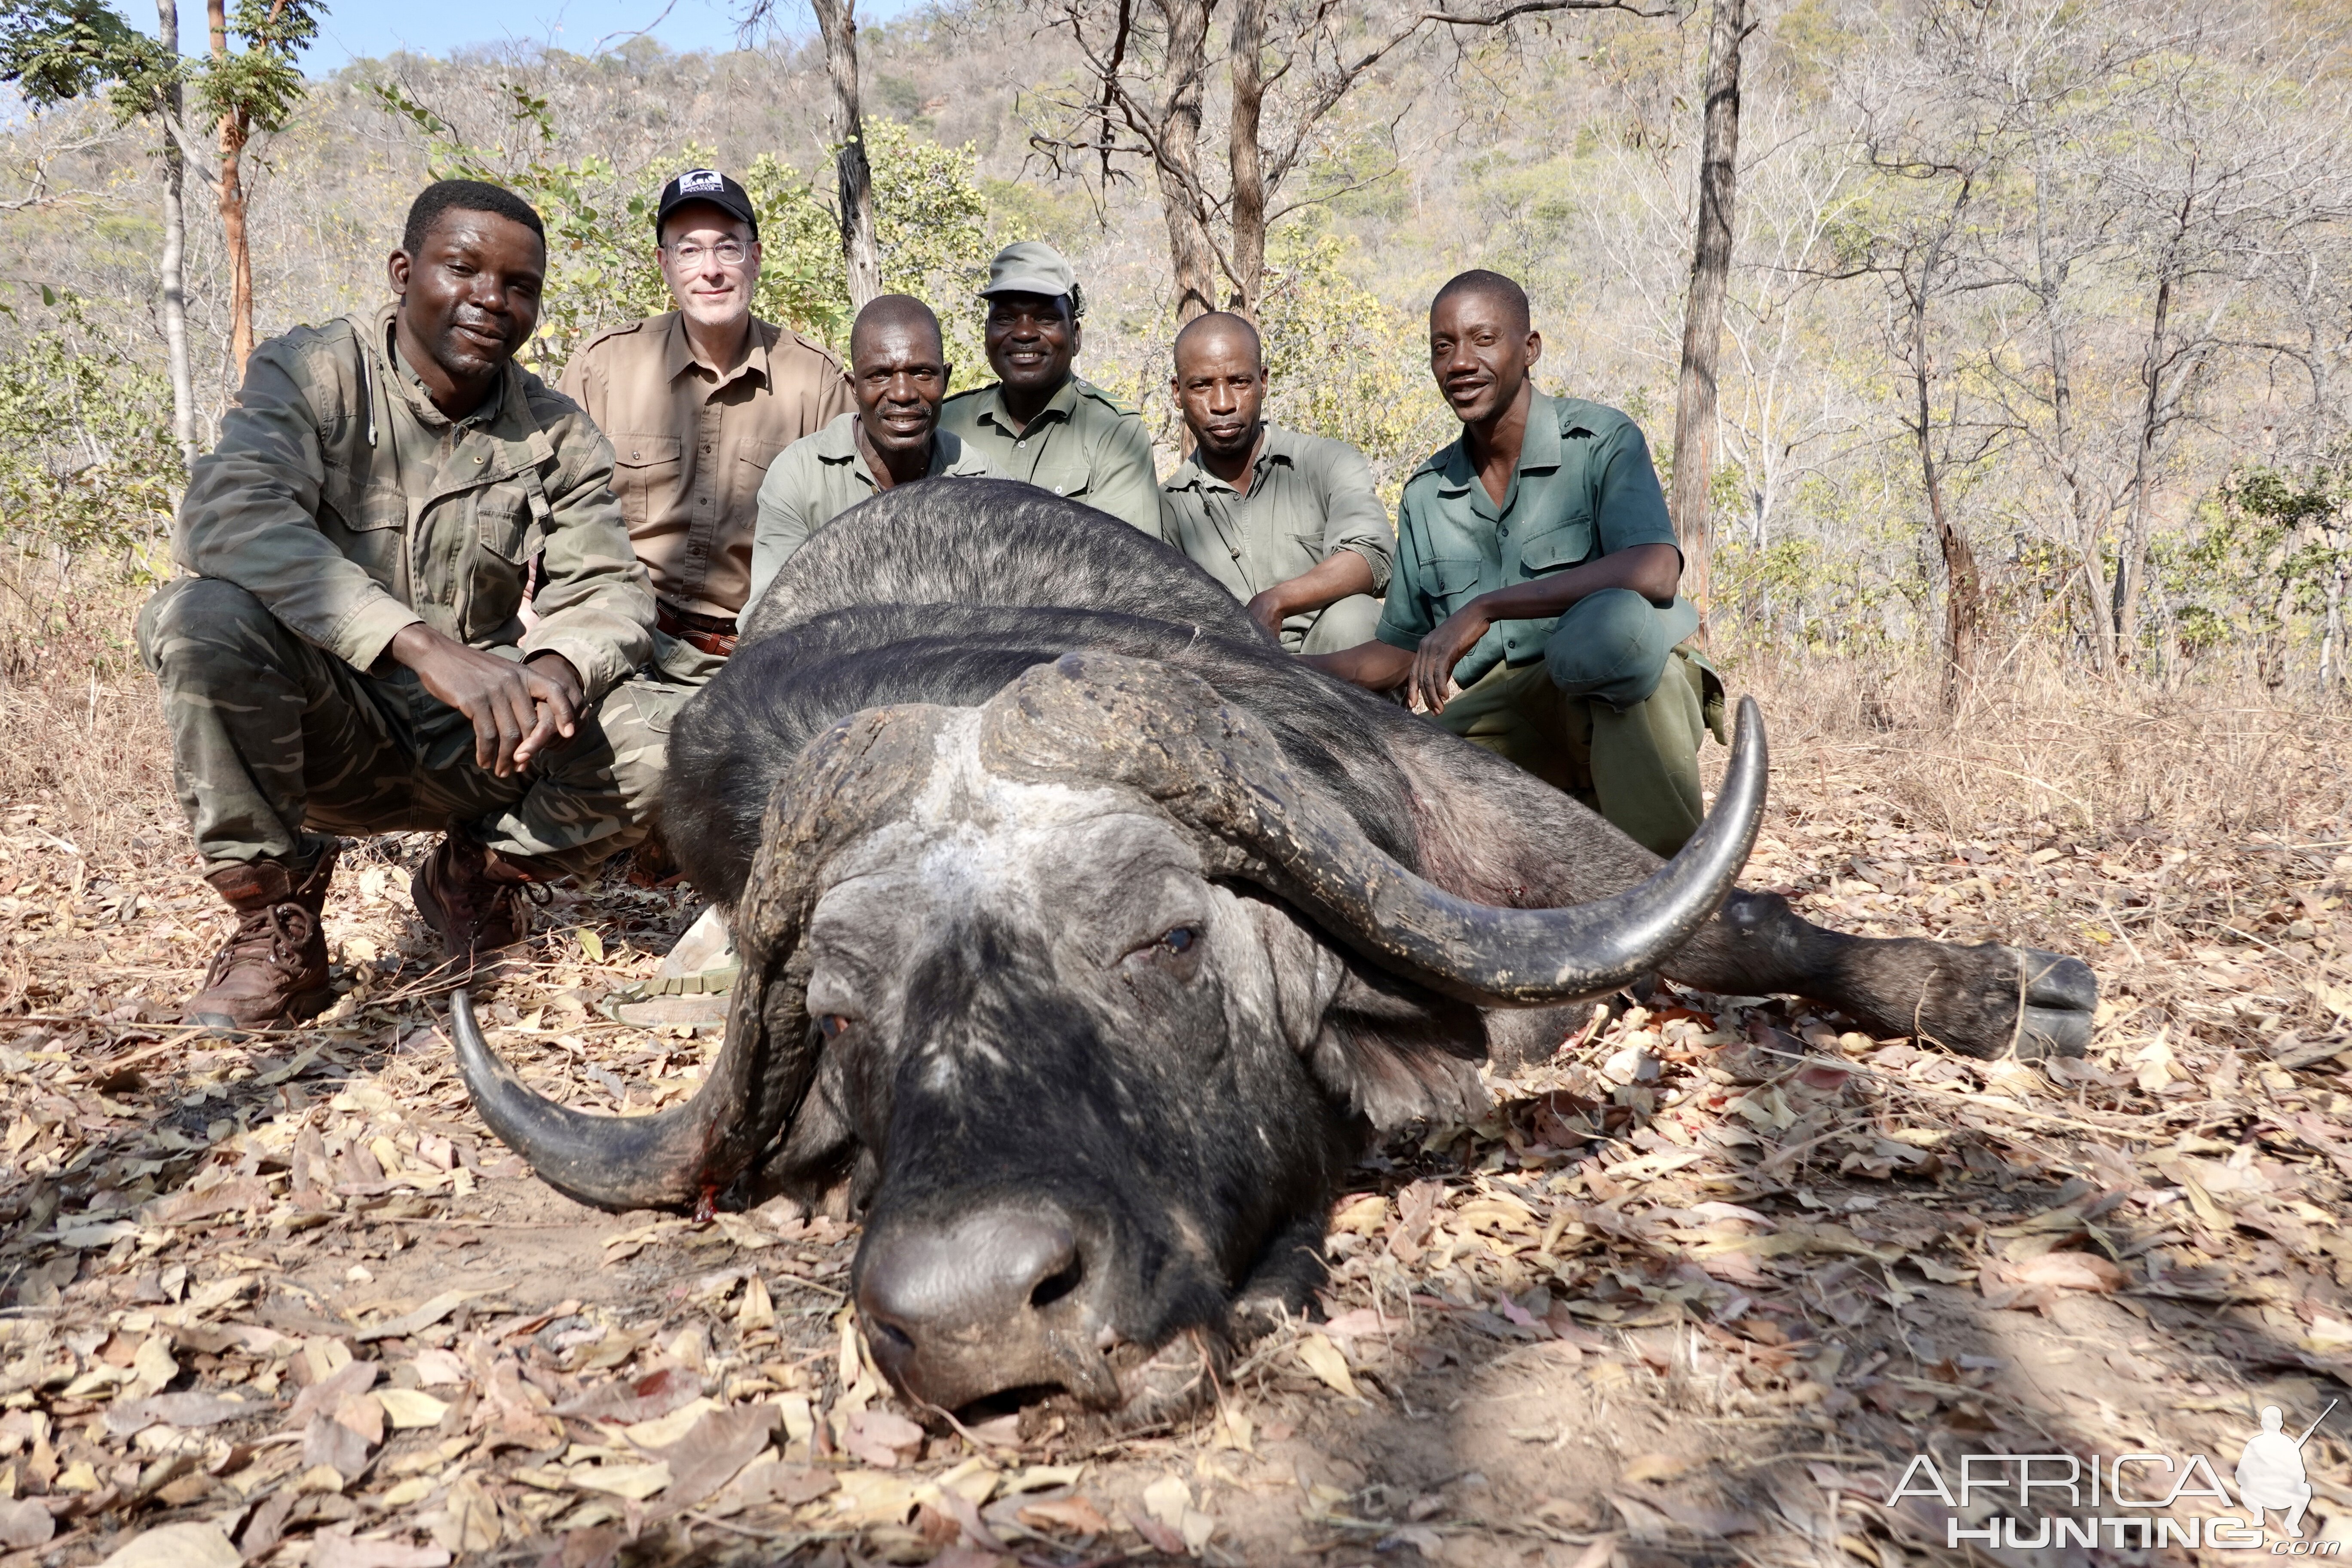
[208, 0, 254, 378]
[1915, 375, 1979, 711]
[812, 0, 881, 311]
[1155, 0, 1216, 324]
[1667, 0, 1743, 639]
[157, 0, 194, 462]
[2027, 135, 2113, 677]
[1225, 0, 1265, 318]
[2112, 263, 2182, 669]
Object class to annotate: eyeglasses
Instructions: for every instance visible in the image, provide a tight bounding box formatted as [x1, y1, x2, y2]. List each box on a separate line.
[665, 240, 751, 268]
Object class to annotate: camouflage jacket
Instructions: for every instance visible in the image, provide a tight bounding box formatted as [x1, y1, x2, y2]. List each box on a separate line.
[172, 303, 654, 703]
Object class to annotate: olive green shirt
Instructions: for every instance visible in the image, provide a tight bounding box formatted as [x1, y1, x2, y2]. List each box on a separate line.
[936, 374, 1159, 534]
[172, 303, 654, 703]
[1376, 392, 1689, 688]
[746, 412, 999, 611]
[1158, 423, 1393, 622]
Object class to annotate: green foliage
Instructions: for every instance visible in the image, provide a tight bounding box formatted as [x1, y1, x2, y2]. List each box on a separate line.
[1256, 230, 1446, 495]
[193, 0, 321, 138]
[369, 83, 990, 379]
[0, 0, 177, 120]
[0, 291, 184, 563]
[2160, 456, 2352, 678]
[0, 0, 147, 106]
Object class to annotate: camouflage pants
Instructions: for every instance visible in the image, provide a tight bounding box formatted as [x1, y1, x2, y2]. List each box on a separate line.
[138, 578, 688, 879]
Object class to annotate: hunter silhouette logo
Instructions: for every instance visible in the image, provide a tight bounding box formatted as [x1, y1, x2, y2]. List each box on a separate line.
[2239, 1402, 2336, 1540]
[1886, 1400, 2343, 1551]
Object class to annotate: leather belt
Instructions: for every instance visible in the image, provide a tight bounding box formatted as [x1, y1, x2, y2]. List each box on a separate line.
[657, 602, 738, 658]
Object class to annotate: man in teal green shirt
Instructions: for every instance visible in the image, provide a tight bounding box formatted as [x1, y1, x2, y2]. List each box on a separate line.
[1306, 270, 1722, 856]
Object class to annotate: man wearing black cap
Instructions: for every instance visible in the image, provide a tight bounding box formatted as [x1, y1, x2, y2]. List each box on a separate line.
[936, 240, 1159, 533]
[560, 168, 851, 680]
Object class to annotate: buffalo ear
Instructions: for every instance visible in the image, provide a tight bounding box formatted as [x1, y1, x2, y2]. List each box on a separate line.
[1305, 959, 1491, 1131]
[1240, 889, 1490, 1131]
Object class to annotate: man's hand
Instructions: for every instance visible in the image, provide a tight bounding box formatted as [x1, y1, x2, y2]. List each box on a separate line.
[389, 623, 582, 777]
[1410, 605, 1491, 714]
[1246, 551, 1377, 643]
[1242, 587, 1290, 640]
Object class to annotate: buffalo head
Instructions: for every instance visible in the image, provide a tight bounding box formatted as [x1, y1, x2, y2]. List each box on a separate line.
[452, 651, 1767, 1420]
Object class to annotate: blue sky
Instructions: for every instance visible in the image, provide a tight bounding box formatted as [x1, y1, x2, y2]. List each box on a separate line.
[134, 0, 925, 70]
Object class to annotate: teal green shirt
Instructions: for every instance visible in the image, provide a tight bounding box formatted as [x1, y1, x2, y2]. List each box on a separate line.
[1376, 392, 1682, 686]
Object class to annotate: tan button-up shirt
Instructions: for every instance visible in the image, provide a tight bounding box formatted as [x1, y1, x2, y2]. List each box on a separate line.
[559, 312, 851, 619]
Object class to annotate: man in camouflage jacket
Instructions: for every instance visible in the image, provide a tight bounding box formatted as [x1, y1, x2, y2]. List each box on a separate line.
[138, 180, 668, 1029]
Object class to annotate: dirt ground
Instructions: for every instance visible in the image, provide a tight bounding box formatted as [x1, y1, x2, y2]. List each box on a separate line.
[2, 652, 2349, 1568]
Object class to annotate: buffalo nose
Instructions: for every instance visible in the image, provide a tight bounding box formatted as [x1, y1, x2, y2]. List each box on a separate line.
[856, 1207, 1116, 1411]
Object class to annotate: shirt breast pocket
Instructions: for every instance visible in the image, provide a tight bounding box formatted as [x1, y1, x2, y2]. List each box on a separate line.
[1427, 556, 1488, 617]
[1519, 515, 1596, 576]
[609, 433, 683, 527]
[1032, 450, 1091, 502]
[735, 438, 788, 479]
[318, 465, 407, 589]
[466, 481, 546, 641]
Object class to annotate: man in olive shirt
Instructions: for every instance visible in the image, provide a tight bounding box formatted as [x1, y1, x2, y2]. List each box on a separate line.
[1159, 312, 1390, 653]
[1308, 270, 1722, 857]
[936, 241, 1158, 533]
[747, 294, 997, 609]
[139, 181, 664, 1026]
[560, 168, 851, 677]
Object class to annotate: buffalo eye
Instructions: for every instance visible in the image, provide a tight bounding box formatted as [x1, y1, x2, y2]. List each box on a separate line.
[1124, 924, 1203, 983]
[815, 1014, 852, 1041]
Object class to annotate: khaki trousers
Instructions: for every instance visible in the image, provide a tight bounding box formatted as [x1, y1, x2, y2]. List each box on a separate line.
[1434, 645, 1718, 858]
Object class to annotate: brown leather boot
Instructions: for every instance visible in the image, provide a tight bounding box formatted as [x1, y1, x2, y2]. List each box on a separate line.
[411, 833, 556, 962]
[185, 848, 339, 1030]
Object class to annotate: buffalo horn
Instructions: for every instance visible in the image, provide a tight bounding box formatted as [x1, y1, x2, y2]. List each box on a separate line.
[983, 652, 1765, 1006]
[446, 705, 943, 1212]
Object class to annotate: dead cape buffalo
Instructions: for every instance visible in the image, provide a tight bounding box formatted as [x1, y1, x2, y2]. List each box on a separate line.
[449, 478, 2095, 1421]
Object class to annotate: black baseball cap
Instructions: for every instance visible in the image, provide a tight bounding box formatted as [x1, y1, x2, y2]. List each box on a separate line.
[655, 168, 759, 238]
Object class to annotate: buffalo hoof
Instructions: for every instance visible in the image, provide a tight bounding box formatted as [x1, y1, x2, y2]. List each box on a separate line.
[2007, 947, 2098, 1061]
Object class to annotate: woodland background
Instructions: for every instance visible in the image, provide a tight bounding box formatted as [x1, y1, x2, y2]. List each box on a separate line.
[1, 0, 2349, 695]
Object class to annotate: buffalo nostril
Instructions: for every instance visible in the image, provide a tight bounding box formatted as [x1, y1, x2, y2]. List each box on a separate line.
[854, 1208, 1116, 1411]
[1029, 1254, 1083, 1312]
[858, 1208, 1085, 1333]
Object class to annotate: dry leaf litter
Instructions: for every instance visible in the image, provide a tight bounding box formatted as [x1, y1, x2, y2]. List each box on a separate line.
[2, 673, 2349, 1567]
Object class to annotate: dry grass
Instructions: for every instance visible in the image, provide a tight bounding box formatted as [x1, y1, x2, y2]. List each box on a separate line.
[3, 564, 2351, 1567]
[0, 553, 180, 869]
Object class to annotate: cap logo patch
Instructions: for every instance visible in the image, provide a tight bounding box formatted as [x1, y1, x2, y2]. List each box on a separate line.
[678, 169, 724, 193]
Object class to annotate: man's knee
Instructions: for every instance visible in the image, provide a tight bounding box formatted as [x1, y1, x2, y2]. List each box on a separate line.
[139, 578, 291, 684]
[533, 677, 683, 820]
[1298, 593, 1385, 656]
[1544, 587, 1674, 710]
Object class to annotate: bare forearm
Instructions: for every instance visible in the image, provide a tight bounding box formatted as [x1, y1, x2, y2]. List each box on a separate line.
[1263, 549, 1376, 618]
[1301, 640, 1414, 690]
[1469, 542, 1681, 624]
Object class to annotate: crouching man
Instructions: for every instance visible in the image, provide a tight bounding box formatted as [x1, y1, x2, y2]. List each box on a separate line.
[1306, 270, 1723, 858]
[138, 180, 667, 1029]
[1158, 311, 1390, 653]
[747, 294, 995, 608]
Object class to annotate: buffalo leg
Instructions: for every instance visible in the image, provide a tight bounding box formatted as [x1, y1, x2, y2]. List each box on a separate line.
[1661, 891, 2096, 1060]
